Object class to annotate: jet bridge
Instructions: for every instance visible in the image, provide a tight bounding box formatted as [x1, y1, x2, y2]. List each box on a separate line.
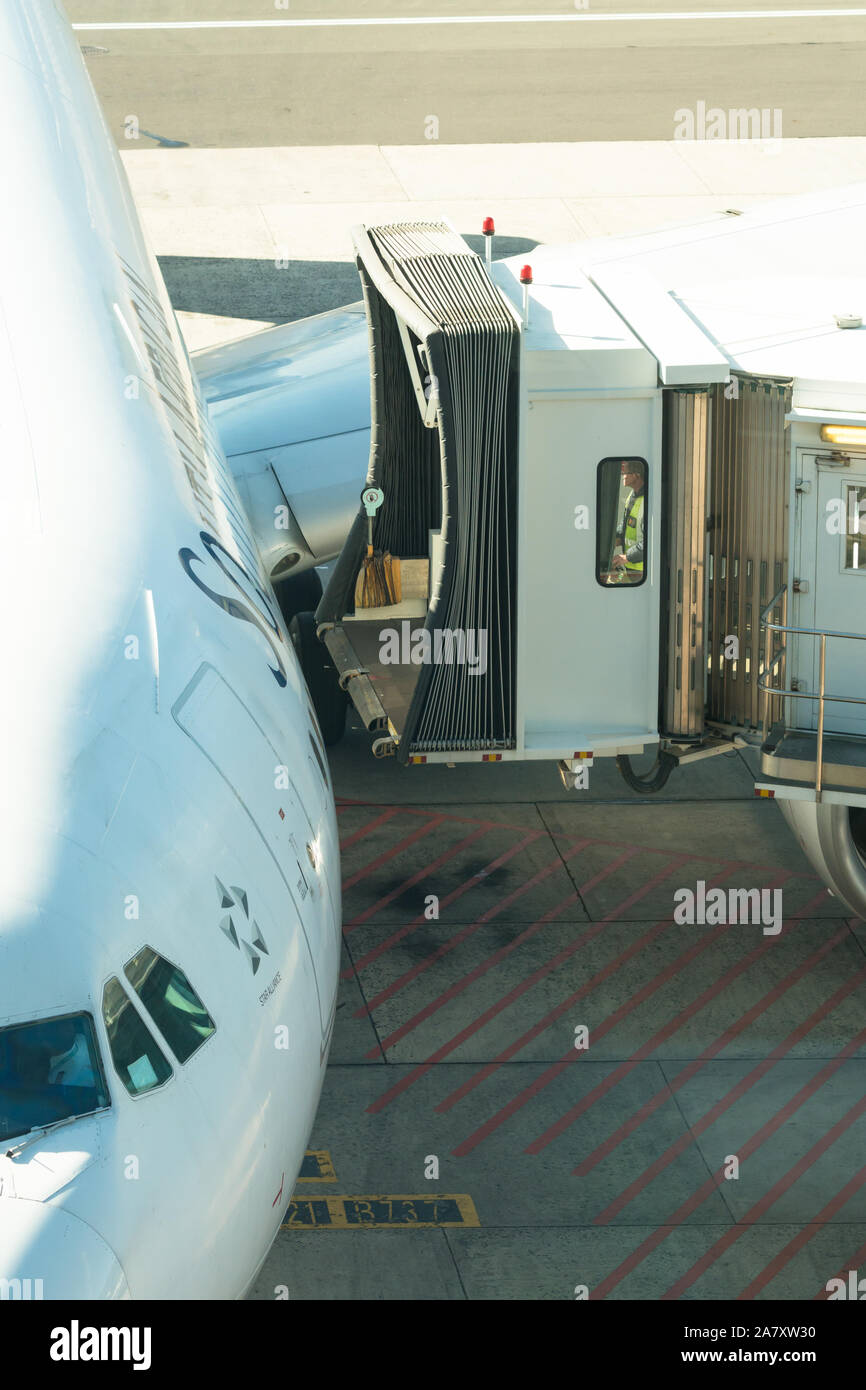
[306, 214, 866, 915]
[316, 220, 667, 770]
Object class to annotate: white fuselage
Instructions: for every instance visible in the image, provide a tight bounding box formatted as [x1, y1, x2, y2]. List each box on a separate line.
[0, 0, 340, 1299]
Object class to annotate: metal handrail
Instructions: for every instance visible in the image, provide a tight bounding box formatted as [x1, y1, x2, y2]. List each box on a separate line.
[758, 585, 789, 746]
[758, 584, 866, 801]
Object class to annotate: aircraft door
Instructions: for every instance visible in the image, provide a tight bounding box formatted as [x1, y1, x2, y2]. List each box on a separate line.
[172, 663, 339, 1037]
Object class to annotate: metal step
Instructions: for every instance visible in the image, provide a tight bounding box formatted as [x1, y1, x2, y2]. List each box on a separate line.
[760, 730, 866, 794]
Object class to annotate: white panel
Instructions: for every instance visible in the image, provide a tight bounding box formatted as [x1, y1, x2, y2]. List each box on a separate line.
[517, 391, 661, 747]
[589, 264, 730, 385]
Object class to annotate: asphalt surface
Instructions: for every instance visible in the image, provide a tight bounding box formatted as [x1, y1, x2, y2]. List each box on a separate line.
[69, 0, 866, 146]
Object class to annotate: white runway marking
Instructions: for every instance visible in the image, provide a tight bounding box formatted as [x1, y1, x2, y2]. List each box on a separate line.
[72, 11, 866, 32]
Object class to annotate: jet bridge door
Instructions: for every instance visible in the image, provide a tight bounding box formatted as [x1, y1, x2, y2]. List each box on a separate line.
[811, 456, 866, 734]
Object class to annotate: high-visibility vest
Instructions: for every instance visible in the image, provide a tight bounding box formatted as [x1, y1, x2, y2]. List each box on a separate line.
[623, 491, 644, 572]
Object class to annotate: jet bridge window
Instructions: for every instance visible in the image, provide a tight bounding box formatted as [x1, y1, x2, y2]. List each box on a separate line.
[124, 947, 215, 1064]
[597, 457, 648, 587]
[845, 485, 866, 570]
[102, 977, 173, 1097]
[0, 1013, 109, 1144]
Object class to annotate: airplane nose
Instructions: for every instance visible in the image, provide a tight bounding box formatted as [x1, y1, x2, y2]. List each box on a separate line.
[0, 1197, 129, 1298]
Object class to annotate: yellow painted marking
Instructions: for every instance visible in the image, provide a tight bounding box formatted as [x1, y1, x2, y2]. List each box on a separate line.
[281, 1194, 480, 1229]
[296, 1149, 338, 1183]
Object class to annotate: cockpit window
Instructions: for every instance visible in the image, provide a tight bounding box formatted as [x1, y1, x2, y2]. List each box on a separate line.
[0, 1013, 109, 1144]
[124, 947, 215, 1064]
[102, 977, 172, 1097]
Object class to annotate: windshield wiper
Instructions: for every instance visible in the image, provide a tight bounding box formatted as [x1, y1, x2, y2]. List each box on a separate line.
[3, 1109, 97, 1159]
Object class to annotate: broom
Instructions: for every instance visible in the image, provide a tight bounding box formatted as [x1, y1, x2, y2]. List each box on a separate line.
[356, 486, 401, 609]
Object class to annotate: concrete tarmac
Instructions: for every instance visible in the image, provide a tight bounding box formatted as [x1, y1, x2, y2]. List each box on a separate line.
[70, 0, 866, 147]
[248, 729, 866, 1299]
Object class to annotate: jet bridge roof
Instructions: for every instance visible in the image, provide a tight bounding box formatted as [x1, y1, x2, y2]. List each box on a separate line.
[499, 182, 866, 412]
[489, 263, 658, 391]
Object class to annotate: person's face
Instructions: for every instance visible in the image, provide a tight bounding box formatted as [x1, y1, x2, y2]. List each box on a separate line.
[622, 465, 642, 492]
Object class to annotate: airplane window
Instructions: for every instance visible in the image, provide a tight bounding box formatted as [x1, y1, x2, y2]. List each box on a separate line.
[102, 977, 173, 1097]
[124, 947, 216, 1065]
[0, 1013, 110, 1144]
[596, 457, 648, 588]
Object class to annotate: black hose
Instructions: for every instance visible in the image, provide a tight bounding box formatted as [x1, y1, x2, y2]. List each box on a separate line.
[616, 750, 678, 794]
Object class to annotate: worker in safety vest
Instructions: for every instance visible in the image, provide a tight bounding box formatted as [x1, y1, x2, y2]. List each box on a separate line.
[611, 461, 645, 582]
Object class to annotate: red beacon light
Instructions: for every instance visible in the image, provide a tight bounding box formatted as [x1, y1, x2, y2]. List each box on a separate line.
[482, 216, 495, 269]
[519, 264, 533, 327]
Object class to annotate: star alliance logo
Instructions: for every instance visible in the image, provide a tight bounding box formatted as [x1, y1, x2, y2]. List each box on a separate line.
[215, 878, 269, 975]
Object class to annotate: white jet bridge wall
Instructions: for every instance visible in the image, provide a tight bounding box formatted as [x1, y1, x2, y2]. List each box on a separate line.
[498, 257, 663, 760]
[517, 389, 662, 755]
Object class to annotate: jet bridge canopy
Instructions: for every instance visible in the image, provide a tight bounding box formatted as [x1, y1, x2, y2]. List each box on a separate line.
[317, 221, 520, 759]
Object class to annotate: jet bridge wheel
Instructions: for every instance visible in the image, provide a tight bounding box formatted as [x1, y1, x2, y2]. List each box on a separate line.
[779, 801, 866, 920]
[288, 610, 348, 746]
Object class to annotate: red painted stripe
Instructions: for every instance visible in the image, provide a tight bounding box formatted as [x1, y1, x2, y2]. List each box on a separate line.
[593, 941, 858, 1226]
[662, 1077, 866, 1301]
[365, 887, 586, 1112]
[815, 1233, 866, 1299]
[739, 1162, 866, 1299]
[524, 870, 794, 1155]
[434, 847, 646, 1115]
[359, 836, 579, 1027]
[333, 799, 552, 835]
[339, 807, 398, 851]
[370, 839, 593, 1056]
[585, 915, 849, 1193]
[591, 1013, 866, 1299]
[347, 829, 542, 978]
[328, 799, 821, 877]
[444, 852, 697, 1140]
[341, 814, 447, 892]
